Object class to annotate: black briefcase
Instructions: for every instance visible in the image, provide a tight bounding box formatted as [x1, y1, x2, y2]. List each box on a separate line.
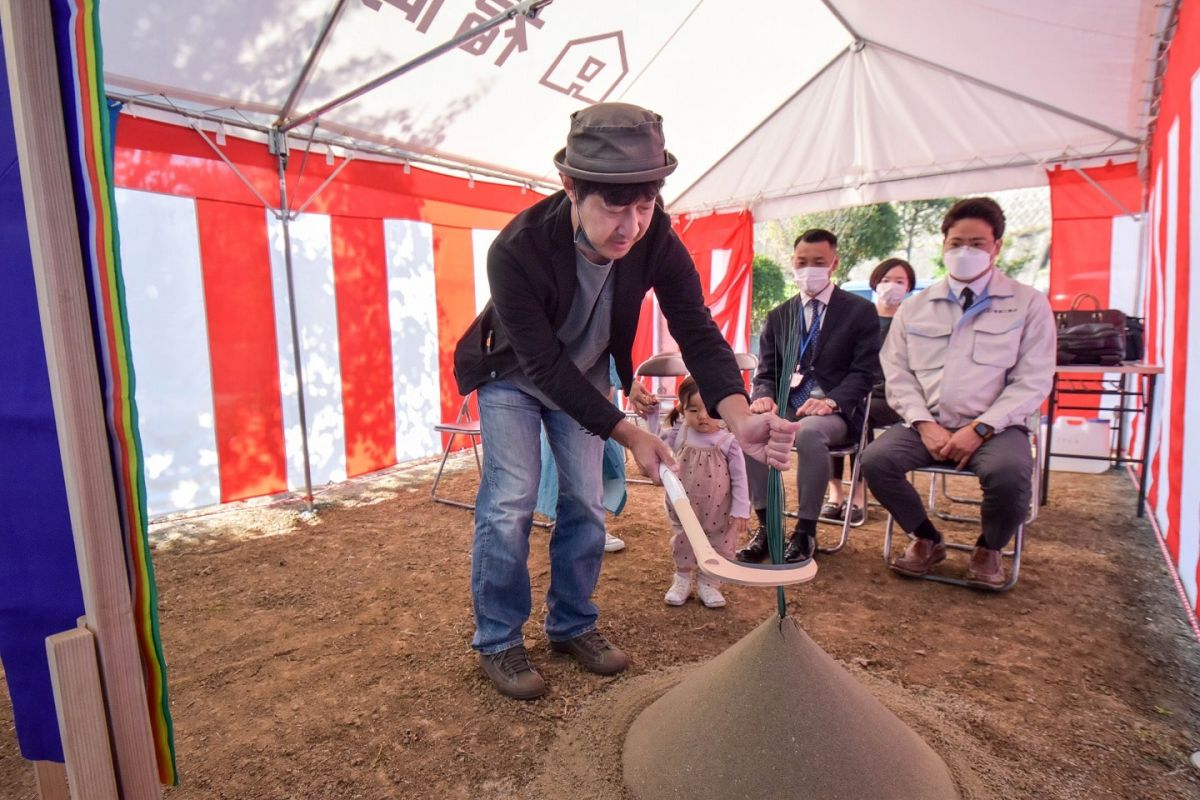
[1054, 292, 1127, 332]
[1056, 322, 1125, 366]
[1054, 293, 1128, 364]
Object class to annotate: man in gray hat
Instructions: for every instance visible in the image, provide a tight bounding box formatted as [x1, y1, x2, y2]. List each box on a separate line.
[454, 102, 798, 700]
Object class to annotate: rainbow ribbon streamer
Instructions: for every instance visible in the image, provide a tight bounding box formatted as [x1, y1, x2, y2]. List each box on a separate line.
[52, 0, 177, 784]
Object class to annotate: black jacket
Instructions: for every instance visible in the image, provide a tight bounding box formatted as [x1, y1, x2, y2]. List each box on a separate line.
[454, 191, 746, 437]
[751, 287, 882, 440]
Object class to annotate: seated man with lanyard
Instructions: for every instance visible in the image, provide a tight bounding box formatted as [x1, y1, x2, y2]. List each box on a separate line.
[454, 103, 798, 700]
[861, 197, 1055, 589]
[736, 229, 880, 565]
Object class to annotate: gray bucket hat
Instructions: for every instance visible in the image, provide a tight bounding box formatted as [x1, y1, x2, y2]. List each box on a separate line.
[553, 102, 678, 183]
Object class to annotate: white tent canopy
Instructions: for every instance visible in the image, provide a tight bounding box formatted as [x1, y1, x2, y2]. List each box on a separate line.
[100, 0, 1168, 218]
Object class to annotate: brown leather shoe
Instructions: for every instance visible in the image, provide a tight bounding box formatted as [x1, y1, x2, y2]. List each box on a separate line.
[890, 537, 947, 577]
[966, 546, 1006, 590]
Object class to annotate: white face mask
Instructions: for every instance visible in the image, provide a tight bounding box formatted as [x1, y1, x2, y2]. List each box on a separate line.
[943, 246, 992, 281]
[875, 282, 907, 306]
[793, 267, 831, 296]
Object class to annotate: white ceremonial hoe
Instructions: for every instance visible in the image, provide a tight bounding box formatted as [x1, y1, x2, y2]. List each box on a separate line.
[659, 465, 818, 587]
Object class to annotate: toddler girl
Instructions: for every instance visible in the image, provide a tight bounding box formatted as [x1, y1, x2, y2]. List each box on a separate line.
[660, 375, 750, 608]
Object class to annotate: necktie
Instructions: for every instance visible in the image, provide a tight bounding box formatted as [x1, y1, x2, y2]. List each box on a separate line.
[787, 299, 823, 412]
[961, 287, 975, 312]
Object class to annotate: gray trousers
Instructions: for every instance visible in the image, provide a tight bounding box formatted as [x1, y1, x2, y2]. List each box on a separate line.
[861, 425, 1031, 550]
[746, 413, 849, 520]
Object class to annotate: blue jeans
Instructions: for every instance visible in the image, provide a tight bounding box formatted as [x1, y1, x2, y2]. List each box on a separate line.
[471, 380, 606, 654]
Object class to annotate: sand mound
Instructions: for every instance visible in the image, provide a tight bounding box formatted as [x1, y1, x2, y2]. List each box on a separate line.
[623, 615, 958, 799]
[525, 617, 1041, 800]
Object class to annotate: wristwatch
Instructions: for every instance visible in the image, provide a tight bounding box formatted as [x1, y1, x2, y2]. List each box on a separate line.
[972, 420, 995, 441]
[822, 397, 839, 411]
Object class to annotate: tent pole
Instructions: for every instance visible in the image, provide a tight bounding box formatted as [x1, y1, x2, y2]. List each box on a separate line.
[293, 151, 355, 217]
[273, 130, 316, 511]
[188, 120, 276, 209]
[108, 92, 557, 191]
[280, 0, 553, 133]
[1068, 165, 1137, 218]
[818, 0, 863, 42]
[275, 0, 350, 126]
[673, 146, 1141, 218]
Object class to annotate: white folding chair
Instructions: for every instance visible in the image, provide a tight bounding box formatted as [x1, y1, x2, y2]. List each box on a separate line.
[627, 351, 758, 427]
[430, 393, 553, 528]
[624, 351, 760, 484]
[733, 351, 759, 374]
[431, 394, 482, 511]
[622, 352, 688, 483]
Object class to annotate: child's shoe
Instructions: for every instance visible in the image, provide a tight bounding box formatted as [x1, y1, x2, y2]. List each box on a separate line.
[696, 577, 726, 608]
[604, 533, 626, 552]
[664, 573, 692, 606]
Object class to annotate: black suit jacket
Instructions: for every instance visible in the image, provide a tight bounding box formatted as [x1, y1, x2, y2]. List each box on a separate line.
[454, 191, 746, 437]
[751, 287, 882, 439]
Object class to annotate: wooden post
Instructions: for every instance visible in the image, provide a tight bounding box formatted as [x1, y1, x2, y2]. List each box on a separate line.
[46, 627, 120, 800]
[0, 1, 162, 797]
[33, 761, 70, 800]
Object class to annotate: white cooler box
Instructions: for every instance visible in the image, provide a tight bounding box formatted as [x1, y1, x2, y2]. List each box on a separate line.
[1048, 416, 1111, 473]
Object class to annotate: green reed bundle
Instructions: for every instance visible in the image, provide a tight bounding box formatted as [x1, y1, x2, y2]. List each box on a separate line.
[767, 300, 804, 618]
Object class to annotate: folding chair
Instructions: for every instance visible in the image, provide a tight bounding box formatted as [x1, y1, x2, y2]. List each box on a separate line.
[622, 352, 685, 483]
[881, 421, 1039, 592]
[734, 352, 759, 374]
[624, 351, 759, 483]
[785, 393, 872, 554]
[926, 411, 1042, 526]
[431, 394, 482, 511]
[431, 394, 554, 528]
[634, 351, 688, 425]
[627, 351, 759, 427]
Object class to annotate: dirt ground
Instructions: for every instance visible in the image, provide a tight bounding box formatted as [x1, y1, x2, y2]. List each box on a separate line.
[3, 458, 1199, 799]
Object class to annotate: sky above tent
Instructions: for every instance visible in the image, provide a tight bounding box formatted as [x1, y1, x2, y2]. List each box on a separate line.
[100, 0, 1166, 218]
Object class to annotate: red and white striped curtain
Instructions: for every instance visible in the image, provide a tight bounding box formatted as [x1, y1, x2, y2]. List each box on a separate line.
[114, 117, 754, 516]
[1139, 0, 1200, 615]
[113, 116, 533, 514]
[627, 209, 754, 378]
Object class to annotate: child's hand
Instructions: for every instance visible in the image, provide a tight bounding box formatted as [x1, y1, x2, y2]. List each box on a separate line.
[748, 397, 777, 415]
[727, 517, 749, 539]
[627, 380, 659, 418]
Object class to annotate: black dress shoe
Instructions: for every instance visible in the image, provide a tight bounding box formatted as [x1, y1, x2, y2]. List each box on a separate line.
[784, 531, 815, 563]
[736, 528, 769, 563]
[819, 502, 845, 521]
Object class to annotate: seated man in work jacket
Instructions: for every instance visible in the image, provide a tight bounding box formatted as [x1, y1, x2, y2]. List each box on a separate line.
[861, 197, 1056, 590]
[454, 103, 797, 701]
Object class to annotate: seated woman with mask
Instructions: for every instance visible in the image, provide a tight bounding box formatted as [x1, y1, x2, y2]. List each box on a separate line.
[823, 257, 916, 523]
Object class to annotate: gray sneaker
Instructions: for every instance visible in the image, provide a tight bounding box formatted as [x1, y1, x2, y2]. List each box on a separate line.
[549, 630, 628, 675]
[478, 644, 546, 700]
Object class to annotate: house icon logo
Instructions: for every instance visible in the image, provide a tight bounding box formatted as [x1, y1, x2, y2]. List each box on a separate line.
[540, 31, 629, 104]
